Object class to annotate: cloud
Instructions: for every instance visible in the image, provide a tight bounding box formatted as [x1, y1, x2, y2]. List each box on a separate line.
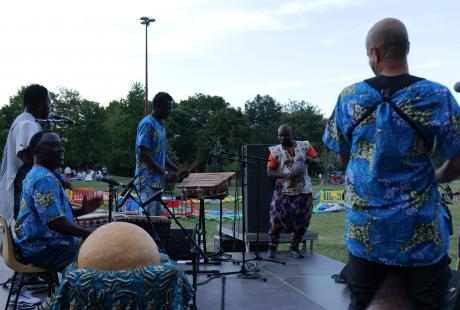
[280, 0, 366, 14]
[413, 61, 442, 70]
[264, 73, 366, 90]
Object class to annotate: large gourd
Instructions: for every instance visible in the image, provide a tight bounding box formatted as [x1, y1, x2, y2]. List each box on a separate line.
[78, 222, 160, 270]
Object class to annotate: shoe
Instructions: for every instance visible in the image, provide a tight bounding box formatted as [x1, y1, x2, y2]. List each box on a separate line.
[289, 246, 304, 258]
[8, 288, 41, 307]
[267, 247, 276, 258]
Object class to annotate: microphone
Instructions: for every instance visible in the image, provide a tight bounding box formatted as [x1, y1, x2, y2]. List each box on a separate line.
[94, 175, 122, 186]
[48, 113, 80, 125]
[454, 82, 460, 93]
[191, 117, 207, 128]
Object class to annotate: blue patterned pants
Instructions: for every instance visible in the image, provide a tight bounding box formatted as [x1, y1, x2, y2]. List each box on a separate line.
[269, 183, 313, 248]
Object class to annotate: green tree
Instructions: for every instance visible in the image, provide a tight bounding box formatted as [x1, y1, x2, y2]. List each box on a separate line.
[166, 93, 230, 169]
[244, 94, 282, 144]
[50, 88, 107, 171]
[103, 82, 144, 176]
[282, 100, 326, 148]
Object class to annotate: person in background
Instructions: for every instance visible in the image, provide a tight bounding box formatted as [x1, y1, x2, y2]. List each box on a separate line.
[266, 124, 319, 259]
[0, 84, 50, 224]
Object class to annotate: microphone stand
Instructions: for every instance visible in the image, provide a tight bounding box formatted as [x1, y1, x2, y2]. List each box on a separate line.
[107, 183, 116, 222]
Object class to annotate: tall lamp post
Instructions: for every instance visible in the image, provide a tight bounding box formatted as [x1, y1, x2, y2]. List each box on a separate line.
[140, 16, 156, 116]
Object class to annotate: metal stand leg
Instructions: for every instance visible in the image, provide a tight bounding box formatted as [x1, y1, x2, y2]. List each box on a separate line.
[5, 272, 17, 310]
[194, 198, 220, 266]
[12, 273, 25, 310]
[208, 198, 232, 262]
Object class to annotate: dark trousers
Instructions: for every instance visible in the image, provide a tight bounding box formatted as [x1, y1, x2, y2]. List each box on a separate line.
[347, 253, 450, 310]
[21, 243, 79, 273]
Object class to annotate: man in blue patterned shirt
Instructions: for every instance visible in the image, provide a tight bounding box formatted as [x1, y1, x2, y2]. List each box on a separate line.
[323, 18, 460, 309]
[14, 132, 103, 272]
[135, 92, 189, 216]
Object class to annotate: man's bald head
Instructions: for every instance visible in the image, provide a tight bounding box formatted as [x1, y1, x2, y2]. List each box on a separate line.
[278, 124, 292, 135]
[366, 18, 409, 61]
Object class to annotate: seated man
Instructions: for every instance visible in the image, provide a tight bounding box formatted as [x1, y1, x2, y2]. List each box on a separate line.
[14, 131, 103, 272]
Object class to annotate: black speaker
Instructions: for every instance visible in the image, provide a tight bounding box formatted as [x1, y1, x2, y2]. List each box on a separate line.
[166, 229, 196, 260]
[242, 144, 274, 234]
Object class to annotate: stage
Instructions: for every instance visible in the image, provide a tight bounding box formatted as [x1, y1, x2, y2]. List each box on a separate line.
[181, 251, 350, 310]
[0, 251, 350, 309]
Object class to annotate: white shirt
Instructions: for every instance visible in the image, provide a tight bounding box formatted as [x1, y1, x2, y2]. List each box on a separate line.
[269, 141, 313, 195]
[0, 112, 41, 224]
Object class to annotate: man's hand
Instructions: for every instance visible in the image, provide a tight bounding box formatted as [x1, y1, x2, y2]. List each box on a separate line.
[176, 168, 190, 179]
[164, 171, 178, 183]
[81, 194, 104, 214]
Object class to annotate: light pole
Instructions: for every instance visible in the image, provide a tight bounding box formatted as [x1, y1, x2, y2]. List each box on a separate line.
[140, 16, 156, 116]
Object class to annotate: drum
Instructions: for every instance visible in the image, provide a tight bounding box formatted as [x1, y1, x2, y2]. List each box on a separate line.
[76, 212, 171, 250]
[75, 212, 119, 228]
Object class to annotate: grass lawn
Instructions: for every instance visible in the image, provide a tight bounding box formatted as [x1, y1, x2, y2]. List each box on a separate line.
[71, 178, 460, 268]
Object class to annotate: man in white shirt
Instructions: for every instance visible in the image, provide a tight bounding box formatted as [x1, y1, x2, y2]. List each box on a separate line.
[0, 84, 50, 225]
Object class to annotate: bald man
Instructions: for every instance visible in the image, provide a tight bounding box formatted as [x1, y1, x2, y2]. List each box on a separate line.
[266, 124, 319, 259]
[323, 18, 460, 309]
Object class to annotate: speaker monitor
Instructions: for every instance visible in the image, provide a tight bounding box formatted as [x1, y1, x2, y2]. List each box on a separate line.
[166, 229, 196, 260]
[242, 144, 274, 234]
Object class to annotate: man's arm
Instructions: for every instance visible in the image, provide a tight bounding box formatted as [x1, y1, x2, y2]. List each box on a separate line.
[48, 217, 92, 239]
[435, 153, 460, 183]
[139, 146, 165, 176]
[72, 195, 104, 217]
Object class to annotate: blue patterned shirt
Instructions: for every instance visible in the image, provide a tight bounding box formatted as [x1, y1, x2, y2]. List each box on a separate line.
[323, 77, 460, 266]
[135, 115, 166, 191]
[14, 166, 77, 258]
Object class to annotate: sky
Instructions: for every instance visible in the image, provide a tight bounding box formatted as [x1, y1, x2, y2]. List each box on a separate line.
[0, 0, 459, 117]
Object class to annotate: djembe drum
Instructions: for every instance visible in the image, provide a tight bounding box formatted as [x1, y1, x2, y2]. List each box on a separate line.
[76, 212, 171, 250]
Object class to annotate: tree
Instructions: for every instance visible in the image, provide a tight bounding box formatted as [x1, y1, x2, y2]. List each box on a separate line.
[103, 82, 144, 176]
[282, 100, 326, 148]
[244, 94, 282, 144]
[206, 107, 251, 171]
[50, 88, 108, 171]
[166, 93, 230, 169]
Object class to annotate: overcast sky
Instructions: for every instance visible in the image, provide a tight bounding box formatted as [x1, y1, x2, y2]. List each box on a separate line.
[1, 0, 459, 116]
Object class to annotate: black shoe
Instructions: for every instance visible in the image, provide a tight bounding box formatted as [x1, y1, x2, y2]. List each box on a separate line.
[289, 246, 304, 258]
[267, 247, 276, 259]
